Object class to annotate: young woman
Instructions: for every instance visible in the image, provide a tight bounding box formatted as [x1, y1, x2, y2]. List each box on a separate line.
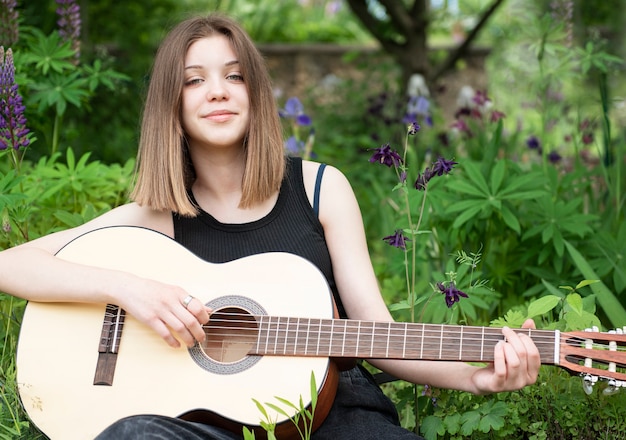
[0, 14, 540, 439]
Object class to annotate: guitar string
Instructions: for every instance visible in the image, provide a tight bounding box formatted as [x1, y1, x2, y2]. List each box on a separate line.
[102, 311, 626, 348]
[101, 312, 626, 356]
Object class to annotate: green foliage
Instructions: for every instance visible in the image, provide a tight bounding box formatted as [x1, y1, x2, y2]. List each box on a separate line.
[247, 371, 318, 440]
[13, 27, 131, 157]
[200, 0, 371, 43]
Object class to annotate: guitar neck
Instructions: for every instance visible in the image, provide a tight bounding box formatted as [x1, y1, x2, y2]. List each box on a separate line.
[250, 317, 559, 364]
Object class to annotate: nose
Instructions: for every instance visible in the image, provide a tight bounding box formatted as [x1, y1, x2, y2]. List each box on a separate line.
[205, 77, 228, 101]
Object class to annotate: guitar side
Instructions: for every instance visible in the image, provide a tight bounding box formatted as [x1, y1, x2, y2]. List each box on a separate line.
[16, 226, 336, 440]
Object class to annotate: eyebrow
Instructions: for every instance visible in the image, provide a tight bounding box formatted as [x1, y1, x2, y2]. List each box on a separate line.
[184, 60, 240, 70]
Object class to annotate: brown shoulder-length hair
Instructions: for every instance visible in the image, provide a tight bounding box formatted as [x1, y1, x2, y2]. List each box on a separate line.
[130, 14, 285, 216]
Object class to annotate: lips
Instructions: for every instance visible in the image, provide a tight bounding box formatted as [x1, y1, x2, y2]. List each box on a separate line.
[204, 110, 236, 122]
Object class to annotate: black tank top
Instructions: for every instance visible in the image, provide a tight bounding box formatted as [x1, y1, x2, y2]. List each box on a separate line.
[172, 157, 345, 317]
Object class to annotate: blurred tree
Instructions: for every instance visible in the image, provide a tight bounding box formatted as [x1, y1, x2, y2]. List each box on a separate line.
[345, 0, 504, 92]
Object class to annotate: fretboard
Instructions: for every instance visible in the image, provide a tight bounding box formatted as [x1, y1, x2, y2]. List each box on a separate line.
[252, 317, 558, 364]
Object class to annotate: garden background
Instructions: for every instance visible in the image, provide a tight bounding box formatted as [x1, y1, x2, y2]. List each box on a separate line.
[1, 0, 625, 438]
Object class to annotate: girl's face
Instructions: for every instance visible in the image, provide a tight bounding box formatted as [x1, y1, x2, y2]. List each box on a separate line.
[181, 35, 250, 153]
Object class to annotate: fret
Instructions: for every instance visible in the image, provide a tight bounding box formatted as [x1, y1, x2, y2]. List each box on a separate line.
[314, 319, 321, 356]
[385, 322, 391, 358]
[402, 323, 408, 358]
[304, 318, 311, 356]
[274, 317, 280, 354]
[283, 317, 290, 355]
[341, 320, 347, 357]
[420, 323, 425, 359]
[264, 316, 272, 354]
[480, 326, 485, 360]
[355, 321, 373, 358]
[355, 320, 361, 358]
[294, 318, 300, 355]
[459, 326, 463, 360]
[438, 325, 444, 359]
[256, 316, 264, 353]
[328, 320, 335, 355]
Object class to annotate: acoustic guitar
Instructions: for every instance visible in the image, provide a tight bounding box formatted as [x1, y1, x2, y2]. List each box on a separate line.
[16, 226, 626, 439]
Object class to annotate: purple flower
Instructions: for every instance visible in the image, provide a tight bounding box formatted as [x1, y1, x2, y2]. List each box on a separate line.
[414, 168, 434, 190]
[414, 157, 457, 190]
[383, 230, 410, 250]
[526, 135, 541, 150]
[56, 0, 81, 60]
[399, 170, 407, 184]
[405, 96, 432, 127]
[0, 0, 19, 46]
[279, 97, 312, 126]
[436, 281, 469, 308]
[0, 47, 30, 151]
[369, 143, 402, 168]
[285, 135, 304, 155]
[451, 118, 472, 137]
[547, 150, 562, 164]
[431, 157, 458, 176]
[407, 122, 420, 136]
[490, 110, 506, 123]
[582, 132, 593, 145]
[472, 90, 490, 107]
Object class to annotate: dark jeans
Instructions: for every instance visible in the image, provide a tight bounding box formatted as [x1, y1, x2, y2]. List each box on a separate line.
[95, 365, 423, 439]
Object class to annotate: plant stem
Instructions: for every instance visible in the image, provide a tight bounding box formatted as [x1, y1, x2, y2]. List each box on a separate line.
[51, 113, 61, 155]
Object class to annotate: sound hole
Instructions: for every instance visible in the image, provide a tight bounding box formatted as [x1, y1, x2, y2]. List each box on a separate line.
[188, 295, 265, 375]
[203, 307, 258, 363]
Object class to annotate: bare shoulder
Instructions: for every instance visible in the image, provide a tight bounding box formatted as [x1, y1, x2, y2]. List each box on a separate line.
[301, 159, 352, 195]
[20, 203, 173, 254]
[300, 160, 359, 229]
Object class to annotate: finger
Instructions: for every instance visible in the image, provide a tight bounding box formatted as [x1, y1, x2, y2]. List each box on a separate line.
[148, 317, 182, 349]
[492, 340, 508, 382]
[184, 297, 211, 325]
[502, 326, 527, 357]
[164, 311, 199, 348]
[506, 321, 541, 380]
[169, 300, 208, 346]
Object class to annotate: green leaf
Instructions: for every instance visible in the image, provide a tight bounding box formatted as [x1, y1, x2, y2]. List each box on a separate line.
[443, 412, 461, 434]
[460, 161, 490, 195]
[445, 198, 487, 214]
[565, 241, 626, 328]
[527, 295, 561, 318]
[460, 410, 481, 436]
[489, 160, 506, 194]
[478, 402, 507, 433]
[500, 205, 521, 234]
[420, 415, 445, 440]
[565, 293, 584, 316]
[452, 205, 484, 229]
[575, 279, 599, 290]
[542, 279, 566, 297]
[447, 179, 488, 198]
[564, 309, 601, 331]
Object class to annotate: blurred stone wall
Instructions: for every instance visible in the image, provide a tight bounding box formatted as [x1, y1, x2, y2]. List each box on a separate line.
[258, 43, 490, 121]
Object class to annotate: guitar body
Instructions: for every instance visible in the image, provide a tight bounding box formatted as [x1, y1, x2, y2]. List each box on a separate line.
[16, 226, 337, 440]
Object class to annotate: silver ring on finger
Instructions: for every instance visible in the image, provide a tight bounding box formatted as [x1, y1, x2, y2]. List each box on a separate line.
[182, 295, 194, 309]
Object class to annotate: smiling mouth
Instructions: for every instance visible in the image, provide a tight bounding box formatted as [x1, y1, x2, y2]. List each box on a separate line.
[205, 111, 235, 122]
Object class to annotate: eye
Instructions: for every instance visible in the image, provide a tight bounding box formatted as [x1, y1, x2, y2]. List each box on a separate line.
[227, 73, 244, 82]
[184, 78, 203, 87]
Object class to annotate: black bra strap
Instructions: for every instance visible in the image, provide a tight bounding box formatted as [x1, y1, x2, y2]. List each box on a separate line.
[313, 163, 327, 217]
